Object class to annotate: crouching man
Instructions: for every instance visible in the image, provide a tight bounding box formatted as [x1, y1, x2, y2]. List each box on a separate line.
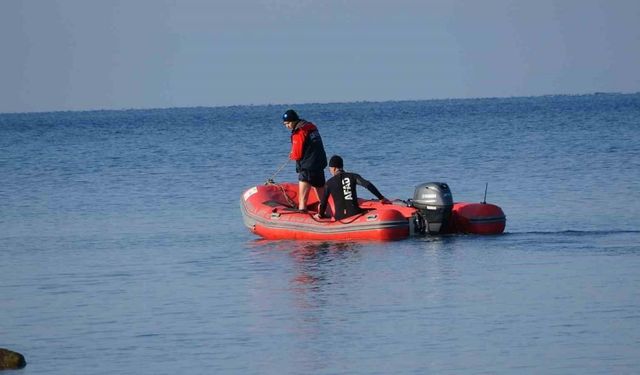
[315, 155, 390, 220]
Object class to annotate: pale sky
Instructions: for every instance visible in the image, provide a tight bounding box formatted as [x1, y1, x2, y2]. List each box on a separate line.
[1, 0, 638, 113]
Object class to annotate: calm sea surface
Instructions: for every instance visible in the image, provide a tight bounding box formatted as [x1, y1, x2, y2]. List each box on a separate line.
[1, 94, 639, 374]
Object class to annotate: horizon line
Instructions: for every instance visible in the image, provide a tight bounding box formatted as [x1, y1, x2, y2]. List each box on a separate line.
[1, 90, 638, 116]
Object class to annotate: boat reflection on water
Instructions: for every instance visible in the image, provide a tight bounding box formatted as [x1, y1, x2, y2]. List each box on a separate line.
[289, 242, 360, 290]
[248, 240, 363, 310]
[250, 239, 361, 286]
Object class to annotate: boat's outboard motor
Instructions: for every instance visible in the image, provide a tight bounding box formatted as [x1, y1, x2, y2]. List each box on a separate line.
[410, 182, 453, 234]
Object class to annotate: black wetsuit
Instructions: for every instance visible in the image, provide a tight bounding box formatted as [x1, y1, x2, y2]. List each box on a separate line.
[318, 170, 385, 220]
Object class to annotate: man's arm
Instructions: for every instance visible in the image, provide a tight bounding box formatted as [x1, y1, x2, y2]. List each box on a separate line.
[289, 131, 305, 161]
[355, 174, 386, 201]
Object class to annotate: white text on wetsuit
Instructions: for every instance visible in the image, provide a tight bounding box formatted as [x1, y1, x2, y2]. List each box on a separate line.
[342, 178, 353, 200]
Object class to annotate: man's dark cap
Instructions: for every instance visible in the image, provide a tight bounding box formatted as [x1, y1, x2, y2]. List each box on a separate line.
[329, 155, 343, 168]
[282, 109, 299, 122]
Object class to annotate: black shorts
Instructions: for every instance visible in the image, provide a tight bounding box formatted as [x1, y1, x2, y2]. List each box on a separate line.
[298, 169, 326, 188]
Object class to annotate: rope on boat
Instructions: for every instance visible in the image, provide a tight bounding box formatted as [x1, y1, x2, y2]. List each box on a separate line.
[278, 184, 297, 208]
[264, 179, 297, 209]
[337, 211, 367, 224]
[265, 178, 374, 223]
[266, 159, 289, 185]
[263, 160, 372, 222]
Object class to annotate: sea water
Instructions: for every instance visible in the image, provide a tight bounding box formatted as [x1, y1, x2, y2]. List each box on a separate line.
[1, 94, 639, 374]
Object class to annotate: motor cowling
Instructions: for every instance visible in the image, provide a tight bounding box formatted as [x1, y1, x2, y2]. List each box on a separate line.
[411, 182, 453, 234]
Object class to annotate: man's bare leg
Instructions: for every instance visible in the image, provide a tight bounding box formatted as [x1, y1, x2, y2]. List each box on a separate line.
[298, 180, 311, 210]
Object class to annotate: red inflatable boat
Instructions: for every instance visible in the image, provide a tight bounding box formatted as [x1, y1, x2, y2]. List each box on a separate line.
[240, 181, 506, 241]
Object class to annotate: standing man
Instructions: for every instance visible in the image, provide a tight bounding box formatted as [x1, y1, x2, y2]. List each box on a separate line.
[283, 109, 327, 212]
[316, 155, 390, 220]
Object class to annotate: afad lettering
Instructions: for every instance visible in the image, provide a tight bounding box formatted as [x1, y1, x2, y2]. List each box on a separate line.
[342, 178, 353, 200]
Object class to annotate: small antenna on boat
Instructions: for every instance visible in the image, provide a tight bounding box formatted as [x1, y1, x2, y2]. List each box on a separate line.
[482, 183, 488, 204]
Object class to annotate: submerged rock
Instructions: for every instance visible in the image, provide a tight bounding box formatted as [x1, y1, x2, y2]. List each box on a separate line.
[0, 348, 26, 370]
